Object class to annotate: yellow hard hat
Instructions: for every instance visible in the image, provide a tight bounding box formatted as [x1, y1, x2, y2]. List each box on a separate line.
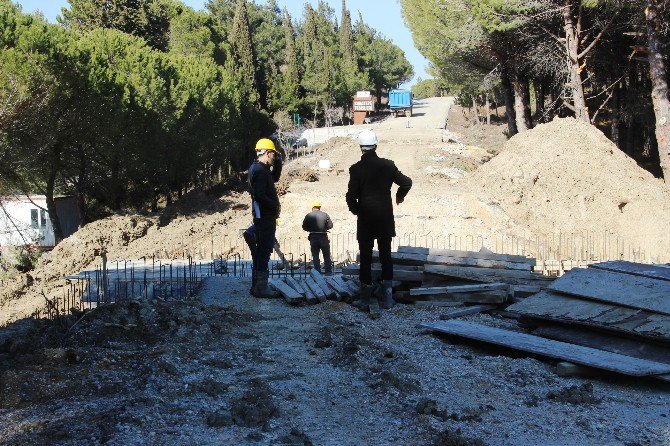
[311, 202, 321, 208]
[255, 138, 277, 152]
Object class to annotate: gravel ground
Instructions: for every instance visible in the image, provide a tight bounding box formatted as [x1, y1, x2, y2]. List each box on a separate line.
[1, 275, 668, 446]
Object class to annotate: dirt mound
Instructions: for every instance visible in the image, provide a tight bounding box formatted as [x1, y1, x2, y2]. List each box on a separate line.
[276, 167, 320, 195]
[467, 118, 670, 261]
[0, 215, 154, 306]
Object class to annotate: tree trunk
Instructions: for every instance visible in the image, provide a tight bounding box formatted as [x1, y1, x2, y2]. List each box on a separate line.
[472, 96, 480, 125]
[611, 83, 621, 149]
[501, 70, 518, 136]
[646, 0, 670, 184]
[485, 94, 491, 125]
[512, 72, 532, 132]
[110, 158, 122, 211]
[76, 145, 87, 226]
[535, 80, 545, 122]
[563, 0, 590, 123]
[46, 142, 64, 244]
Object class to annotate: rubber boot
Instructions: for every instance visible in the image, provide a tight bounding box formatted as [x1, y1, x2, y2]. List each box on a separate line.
[352, 283, 372, 312]
[380, 280, 394, 309]
[253, 270, 279, 298]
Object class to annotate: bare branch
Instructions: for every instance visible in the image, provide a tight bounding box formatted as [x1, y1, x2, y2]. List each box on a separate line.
[578, 14, 618, 60]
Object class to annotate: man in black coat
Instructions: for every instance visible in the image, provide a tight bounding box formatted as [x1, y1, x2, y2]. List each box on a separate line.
[247, 138, 282, 298]
[302, 202, 334, 274]
[345, 129, 412, 314]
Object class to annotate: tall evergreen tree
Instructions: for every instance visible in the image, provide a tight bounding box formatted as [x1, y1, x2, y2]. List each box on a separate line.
[340, 0, 354, 62]
[60, 0, 170, 51]
[230, 0, 258, 104]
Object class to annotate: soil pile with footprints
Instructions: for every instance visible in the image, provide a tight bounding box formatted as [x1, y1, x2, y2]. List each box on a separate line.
[467, 117, 670, 261]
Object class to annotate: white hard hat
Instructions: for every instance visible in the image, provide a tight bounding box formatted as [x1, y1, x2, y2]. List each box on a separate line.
[357, 130, 377, 149]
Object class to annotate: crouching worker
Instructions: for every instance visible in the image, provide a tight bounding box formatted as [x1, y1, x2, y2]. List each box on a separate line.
[302, 202, 333, 275]
[247, 138, 283, 298]
[346, 130, 412, 314]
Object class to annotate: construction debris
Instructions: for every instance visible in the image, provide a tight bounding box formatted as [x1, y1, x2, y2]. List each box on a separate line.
[421, 260, 670, 381]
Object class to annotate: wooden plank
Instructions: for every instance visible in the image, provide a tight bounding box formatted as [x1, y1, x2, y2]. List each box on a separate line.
[397, 246, 535, 265]
[297, 279, 319, 304]
[392, 252, 532, 271]
[424, 264, 532, 281]
[325, 276, 350, 298]
[342, 264, 424, 281]
[284, 276, 306, 298]
[511, 285, 543, 296]
[411, 283, 508, 296]
[421, 320, 670, 376]
[532, 323, 670, 365]
[331, 275, 353, 296]
[305, 276, 327, 302]
[342, 267, 423, 282]
[589, 261, 670, 282]
[340, 277, 360, 295]
[413, 301, 465, 308]
[414, 291, 508, 304]
[507, 291, 670, 341]
[548, 268, 670, 315]
[269, 278, 303, 305]
[430, 304, 497, 317]
[310, 269, 335, 299]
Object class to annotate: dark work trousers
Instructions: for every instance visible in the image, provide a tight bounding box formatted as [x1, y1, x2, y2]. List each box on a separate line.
[309, 233, 332, 274]
[254, 218, 276, 273]
[243, 229, 257, 291]
[358, 237, 392, 285]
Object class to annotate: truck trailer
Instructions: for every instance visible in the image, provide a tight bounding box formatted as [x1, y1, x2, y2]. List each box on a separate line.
[388, 89, 413, 117]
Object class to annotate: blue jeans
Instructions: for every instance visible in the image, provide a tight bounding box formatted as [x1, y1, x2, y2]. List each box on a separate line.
[253, 218, 276, 273]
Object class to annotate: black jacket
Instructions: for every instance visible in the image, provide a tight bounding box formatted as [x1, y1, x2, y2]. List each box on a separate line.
[302, 210, 333, 233]
[248, 158, 281, 219]
[345, 150, 412, 240]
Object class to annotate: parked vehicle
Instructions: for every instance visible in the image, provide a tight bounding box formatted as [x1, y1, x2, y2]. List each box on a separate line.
[388, 89, 413, 117]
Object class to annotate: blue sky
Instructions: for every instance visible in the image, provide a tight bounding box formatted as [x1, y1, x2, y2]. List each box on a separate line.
[15, 0, 431, 86]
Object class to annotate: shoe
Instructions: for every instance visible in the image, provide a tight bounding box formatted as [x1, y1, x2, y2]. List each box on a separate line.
[253, 271, 279, 298]
[380, 280, 394, 309]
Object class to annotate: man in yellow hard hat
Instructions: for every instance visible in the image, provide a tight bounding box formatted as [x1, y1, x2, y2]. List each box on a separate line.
[247, 137, 283, 298]
[302, 201, 334, 275]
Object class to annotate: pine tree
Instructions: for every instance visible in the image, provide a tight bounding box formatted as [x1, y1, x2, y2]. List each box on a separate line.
[282, 10, 300, 113]
[340, 0, 354, 62]
[230, 0, 258, 104]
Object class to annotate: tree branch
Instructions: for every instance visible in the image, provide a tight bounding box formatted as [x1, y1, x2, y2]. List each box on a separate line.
[578, 14, 618, 60]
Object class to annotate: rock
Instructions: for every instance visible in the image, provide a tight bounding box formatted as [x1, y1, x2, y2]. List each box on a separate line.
[206, 411, 233, 428]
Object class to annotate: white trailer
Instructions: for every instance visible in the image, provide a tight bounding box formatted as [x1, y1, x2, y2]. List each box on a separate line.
[0, 195, 80, 248]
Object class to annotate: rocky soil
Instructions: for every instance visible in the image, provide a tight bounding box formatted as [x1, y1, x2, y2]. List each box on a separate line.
[0, 276, 668, 445]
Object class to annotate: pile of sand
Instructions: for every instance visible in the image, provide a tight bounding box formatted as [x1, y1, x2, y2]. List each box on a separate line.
[467, 118, 670, 260]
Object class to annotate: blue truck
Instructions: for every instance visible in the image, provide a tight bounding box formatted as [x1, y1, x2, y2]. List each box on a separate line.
[388, 89, 413, 117]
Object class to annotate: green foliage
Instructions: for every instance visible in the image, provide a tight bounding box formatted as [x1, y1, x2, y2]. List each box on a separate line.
[412, 78, 443, 98]
[230, 0, 258, 104]
[60, 0, 171, 50]
[14, 245, 40, 273]
[0, 0, 415, 228]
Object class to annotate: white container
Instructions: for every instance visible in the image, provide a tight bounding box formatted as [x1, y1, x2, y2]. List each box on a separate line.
[318, 159, 331, 170]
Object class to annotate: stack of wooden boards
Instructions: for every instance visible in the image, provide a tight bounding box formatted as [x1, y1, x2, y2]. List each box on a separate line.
[268, 269, 360, 305]
[422, 261, 670, 381]
[342, 246, 553, 307]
